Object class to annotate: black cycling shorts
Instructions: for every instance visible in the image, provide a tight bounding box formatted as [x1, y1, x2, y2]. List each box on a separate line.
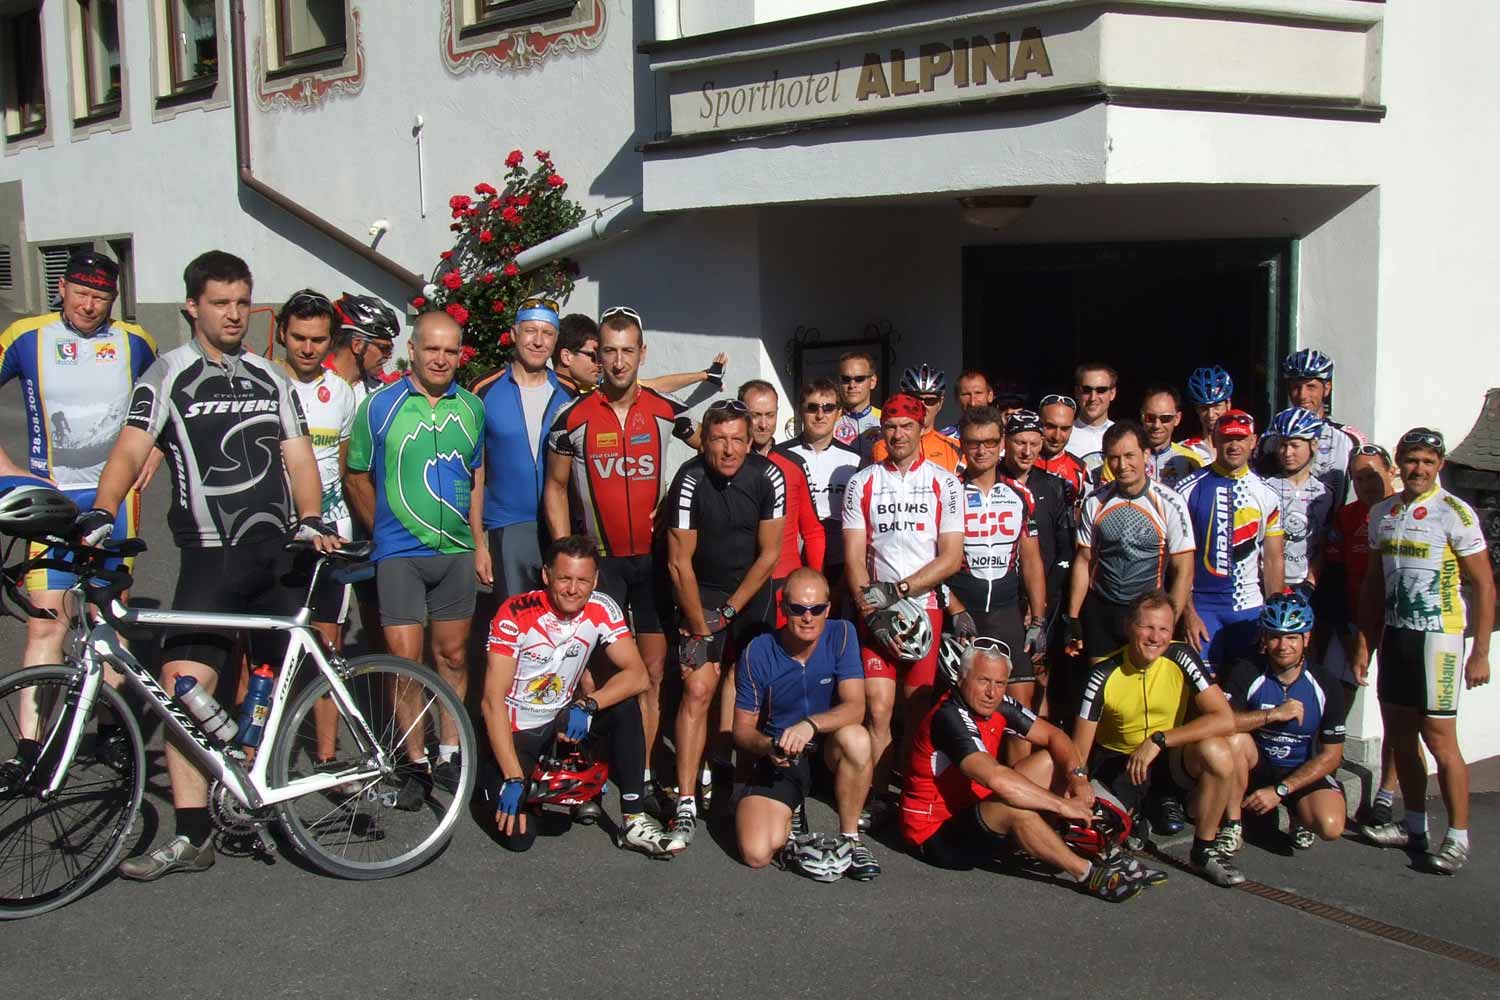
[1377, 626, 1466, 718]
[970, 603, 1033, 683]
[1081, 590, 1132, 662]
[163, 541, 302, 674]
[1247, 761, 1341, 806]
[918, 804, 1010, 870]
[597, 554, 667, 635]
[1088, 748, 1185, 816]
[744, 751, 814, 810]
[699, 584, 775, 664]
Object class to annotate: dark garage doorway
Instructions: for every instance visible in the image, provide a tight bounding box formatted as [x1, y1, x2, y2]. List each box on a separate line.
[962, 240, 1295, 431]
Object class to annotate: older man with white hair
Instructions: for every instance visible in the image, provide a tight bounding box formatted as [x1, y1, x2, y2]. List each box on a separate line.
[900, 636, 1163, 900]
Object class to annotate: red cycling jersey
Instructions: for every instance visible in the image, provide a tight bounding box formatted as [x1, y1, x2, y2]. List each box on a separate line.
[487, 589, 628, 732]
[767, 448, 826, 579]
[1035, 450, 1087, 500]
[546, 386, 693, 557]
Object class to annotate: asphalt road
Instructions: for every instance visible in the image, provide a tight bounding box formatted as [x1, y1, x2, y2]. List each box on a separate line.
[3, 400, 1500, 998]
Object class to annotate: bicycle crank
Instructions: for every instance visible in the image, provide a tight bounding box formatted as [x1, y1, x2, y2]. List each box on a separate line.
[208, 780, 277, 859]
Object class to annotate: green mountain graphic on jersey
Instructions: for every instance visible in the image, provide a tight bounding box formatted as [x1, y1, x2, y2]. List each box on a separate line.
[386, 409, 477, 553]
[1390, 570, 1441, 629]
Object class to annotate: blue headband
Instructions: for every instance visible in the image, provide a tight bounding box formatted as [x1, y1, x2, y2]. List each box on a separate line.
[515, 305, 559, 328]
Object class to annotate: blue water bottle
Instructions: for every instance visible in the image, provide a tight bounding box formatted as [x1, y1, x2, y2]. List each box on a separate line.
[236, 664, 276, 747]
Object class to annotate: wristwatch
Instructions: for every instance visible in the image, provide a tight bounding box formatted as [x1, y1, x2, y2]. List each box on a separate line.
[1150, 731, 1168, 751]
[897, 580, 911, 597]
[1068, 766, 1089, 780]
[578, 697, 599, 715]
[1275, 782, 1291, 799]
[719, 604, 737, 623]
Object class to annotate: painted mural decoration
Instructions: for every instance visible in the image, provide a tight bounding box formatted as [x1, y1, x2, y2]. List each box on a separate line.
[442, 0, 605, 75]
[255, 8, 367, 111]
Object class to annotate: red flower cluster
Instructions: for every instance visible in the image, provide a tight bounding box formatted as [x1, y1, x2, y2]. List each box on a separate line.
[446, 303, 470, 325]
[505, 149, 525, 168]
[441, 271, 463, 290]
[547, 174, 565, 188]
[459, 345, 477, 365]
[479, 230, 494, 244]
[410, 295, 426, 308]
[449, 195, 472, 216]
[474, 182, 497, 197]
[499, 330, 515, 347]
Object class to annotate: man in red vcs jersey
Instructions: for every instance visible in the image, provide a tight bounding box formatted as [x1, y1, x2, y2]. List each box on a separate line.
[843, 393, 964, 828]
[543, 306, 696, 799]
[480, 535, 674, 858]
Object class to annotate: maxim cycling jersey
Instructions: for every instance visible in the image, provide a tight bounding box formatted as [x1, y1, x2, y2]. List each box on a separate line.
[948, 476, 1035, 612]
[1175, 463, 1283, 611]
[1267, 473, 1333, 588]
[900, 689, 1036, 847]
[872, 428, 962, 474]
[546, 386, 693, 558]
[1076, 479, 1195, 605]
[1223, 655, 1346, 768]
[1078, 642, 1211, 756]
[664, 453, 787, 593]
[487, 588, 628, 732]
[0, 313, 156, 487]
[126, 341, 306, 547]
[285, 368, 356, 532]
[777, 437, 861, 566]
[842, 457, 964, 610]
[1367, 486, 1487, 635]
[347, 376, 484, 561]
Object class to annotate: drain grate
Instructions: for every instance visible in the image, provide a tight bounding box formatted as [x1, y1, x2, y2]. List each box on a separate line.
[1145, 845, 1500, 976]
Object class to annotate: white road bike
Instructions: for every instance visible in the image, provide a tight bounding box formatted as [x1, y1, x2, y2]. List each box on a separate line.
[0, 534, 476, 919]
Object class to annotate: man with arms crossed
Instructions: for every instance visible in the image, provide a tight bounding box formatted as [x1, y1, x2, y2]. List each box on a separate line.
[80, 251, 338, 879]
[843, 393, 964, 828]
[479, 535, 673, 857]
[734, 568, 879, 879]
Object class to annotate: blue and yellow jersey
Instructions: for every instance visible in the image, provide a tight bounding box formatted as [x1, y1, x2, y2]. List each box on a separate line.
[1175, 462, 1284, 611]
[0, 313, 156, 488]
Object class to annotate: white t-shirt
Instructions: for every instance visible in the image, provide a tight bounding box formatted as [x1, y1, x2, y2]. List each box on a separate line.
[518, 380, 552, 460]
[1065, 417, 1115, 475]
[287, 368, 357, 533]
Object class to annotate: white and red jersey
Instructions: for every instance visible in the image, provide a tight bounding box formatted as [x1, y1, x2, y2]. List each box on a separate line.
[842, 457, 963, 609]
[487, 589, 628, 731]
[948, 476, 1036, 611]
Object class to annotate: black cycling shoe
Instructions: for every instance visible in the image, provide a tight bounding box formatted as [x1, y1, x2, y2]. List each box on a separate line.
[393, 763, 433, 811]
[0, 738, 42, 796]
[93, 728, 133, 773]
[1155, 796, 1187, 836]
[431, 753, 463, 794]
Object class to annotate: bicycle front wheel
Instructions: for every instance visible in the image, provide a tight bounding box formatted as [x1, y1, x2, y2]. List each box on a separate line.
[0, 665, 145, 919]
[270, 655, 476, 879]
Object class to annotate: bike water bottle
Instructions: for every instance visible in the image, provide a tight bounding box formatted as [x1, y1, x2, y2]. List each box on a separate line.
[236, 664, 276, 748]
[174, 675, 238, 744]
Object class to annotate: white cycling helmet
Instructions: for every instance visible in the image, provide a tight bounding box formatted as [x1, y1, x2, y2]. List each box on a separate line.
[0, 479, 78, 540]
[867, 597, 934, 663]
[936, 634, 967, 689]
[782, 833, 852, 883]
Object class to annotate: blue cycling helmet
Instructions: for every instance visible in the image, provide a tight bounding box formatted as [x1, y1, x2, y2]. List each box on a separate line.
[1281, 348, 1334, 381]
[1270, 407, 1325, 441]
[1260, 591, 1315, 635]
[1186, 366, 1234, 406]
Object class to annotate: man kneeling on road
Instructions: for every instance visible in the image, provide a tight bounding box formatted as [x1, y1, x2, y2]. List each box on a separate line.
[1073, 590, 1241, 887]
[901, 638, 1157, 902]
[480, 535, 674, 857]
[1223, 591, 1348, 854]
[733, 568, 879, 879]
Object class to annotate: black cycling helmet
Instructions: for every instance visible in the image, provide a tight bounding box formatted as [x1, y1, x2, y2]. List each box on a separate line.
[0, 478, 79, 540]
[333, 293, 400, 343]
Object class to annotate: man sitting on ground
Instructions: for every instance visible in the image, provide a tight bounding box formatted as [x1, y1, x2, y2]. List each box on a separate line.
[1073, 590, 1241, 887]
[734, 568, 879, 879]
[901, 638, 1155, 902]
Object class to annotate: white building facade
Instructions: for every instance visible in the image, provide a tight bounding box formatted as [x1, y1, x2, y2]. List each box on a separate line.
[2, 0, 1497, 764]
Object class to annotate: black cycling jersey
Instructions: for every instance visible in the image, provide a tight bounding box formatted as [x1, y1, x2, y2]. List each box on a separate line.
[664, 452, 786, 592]
[126, 341, 307, 547]
[1004, 466, 1075, 615]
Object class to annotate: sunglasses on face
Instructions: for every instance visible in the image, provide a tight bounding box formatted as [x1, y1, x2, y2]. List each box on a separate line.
[359, 337, 395, 357]
[599, 305, 643, 327]
[803, 402, 839, 415]
[963, 437, 1002, 451]
[1039, 394, 1077, 410]
[839, 373, 873, 385]
[916, 394, 942, 406]
[1077, 384, 1114, 396]
[1141, 413, 1179, 424]
[783, 600, 830, 617]
[572, 348, 598, 362]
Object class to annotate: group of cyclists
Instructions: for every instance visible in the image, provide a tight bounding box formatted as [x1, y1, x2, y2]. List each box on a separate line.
[0, 247, 1492, 903]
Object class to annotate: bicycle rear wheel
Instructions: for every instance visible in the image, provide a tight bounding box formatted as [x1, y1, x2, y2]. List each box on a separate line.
[270, 655, 476, 879]
[0, 666, 145, 919]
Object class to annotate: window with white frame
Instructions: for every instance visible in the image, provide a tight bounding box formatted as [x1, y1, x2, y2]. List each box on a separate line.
[3, 7, 47, 140]
[274, 0, 347, 71]
[76, 0, 123, 120]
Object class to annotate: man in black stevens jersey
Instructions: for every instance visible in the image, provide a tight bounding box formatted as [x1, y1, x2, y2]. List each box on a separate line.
[80, 251, 339, 881]
[663, 401, 786, 852]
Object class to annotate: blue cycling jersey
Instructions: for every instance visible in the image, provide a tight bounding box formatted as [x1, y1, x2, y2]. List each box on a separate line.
[1175, 463, 1283, 611]
[0, 314, 156, 487]
[735, 620, 862, 739]
[1223, 655, 1346, 768]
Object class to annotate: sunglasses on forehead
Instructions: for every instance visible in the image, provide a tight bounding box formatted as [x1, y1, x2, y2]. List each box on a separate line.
[971, 636, 1012, 657]
[600, 305, 643, 327]
[284, 289, 332, 311]
[708, 398, 749, 414]
[519, 296, 559, 312]
[1350, 443, 1393, 465]
[1038, 393, 1077, 411]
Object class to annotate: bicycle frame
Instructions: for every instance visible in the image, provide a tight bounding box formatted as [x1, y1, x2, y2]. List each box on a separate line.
[40, 587, 391, 811]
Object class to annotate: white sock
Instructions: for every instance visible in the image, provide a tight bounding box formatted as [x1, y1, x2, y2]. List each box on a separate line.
[700, 763, 713, 786]
[409, 755, 429, 768]
[1071, 864, 1093, 883]
[1447, 827, 1470, 849]
[1404, 811, 1428, 836]
[437, 744, 458, 763]
[1375, 788, 1395, 808]
[642, 768, 653, 785]
[842, 831, 860, 841]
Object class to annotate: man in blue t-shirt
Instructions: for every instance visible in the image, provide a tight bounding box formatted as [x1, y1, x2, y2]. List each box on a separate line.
[1221, 591, 1348, 856]
[733, 567, 879, 879]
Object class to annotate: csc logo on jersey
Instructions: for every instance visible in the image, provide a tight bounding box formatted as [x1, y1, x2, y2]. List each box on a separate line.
[964, 508, 1020, 539]
[591, 455, 656, 479]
